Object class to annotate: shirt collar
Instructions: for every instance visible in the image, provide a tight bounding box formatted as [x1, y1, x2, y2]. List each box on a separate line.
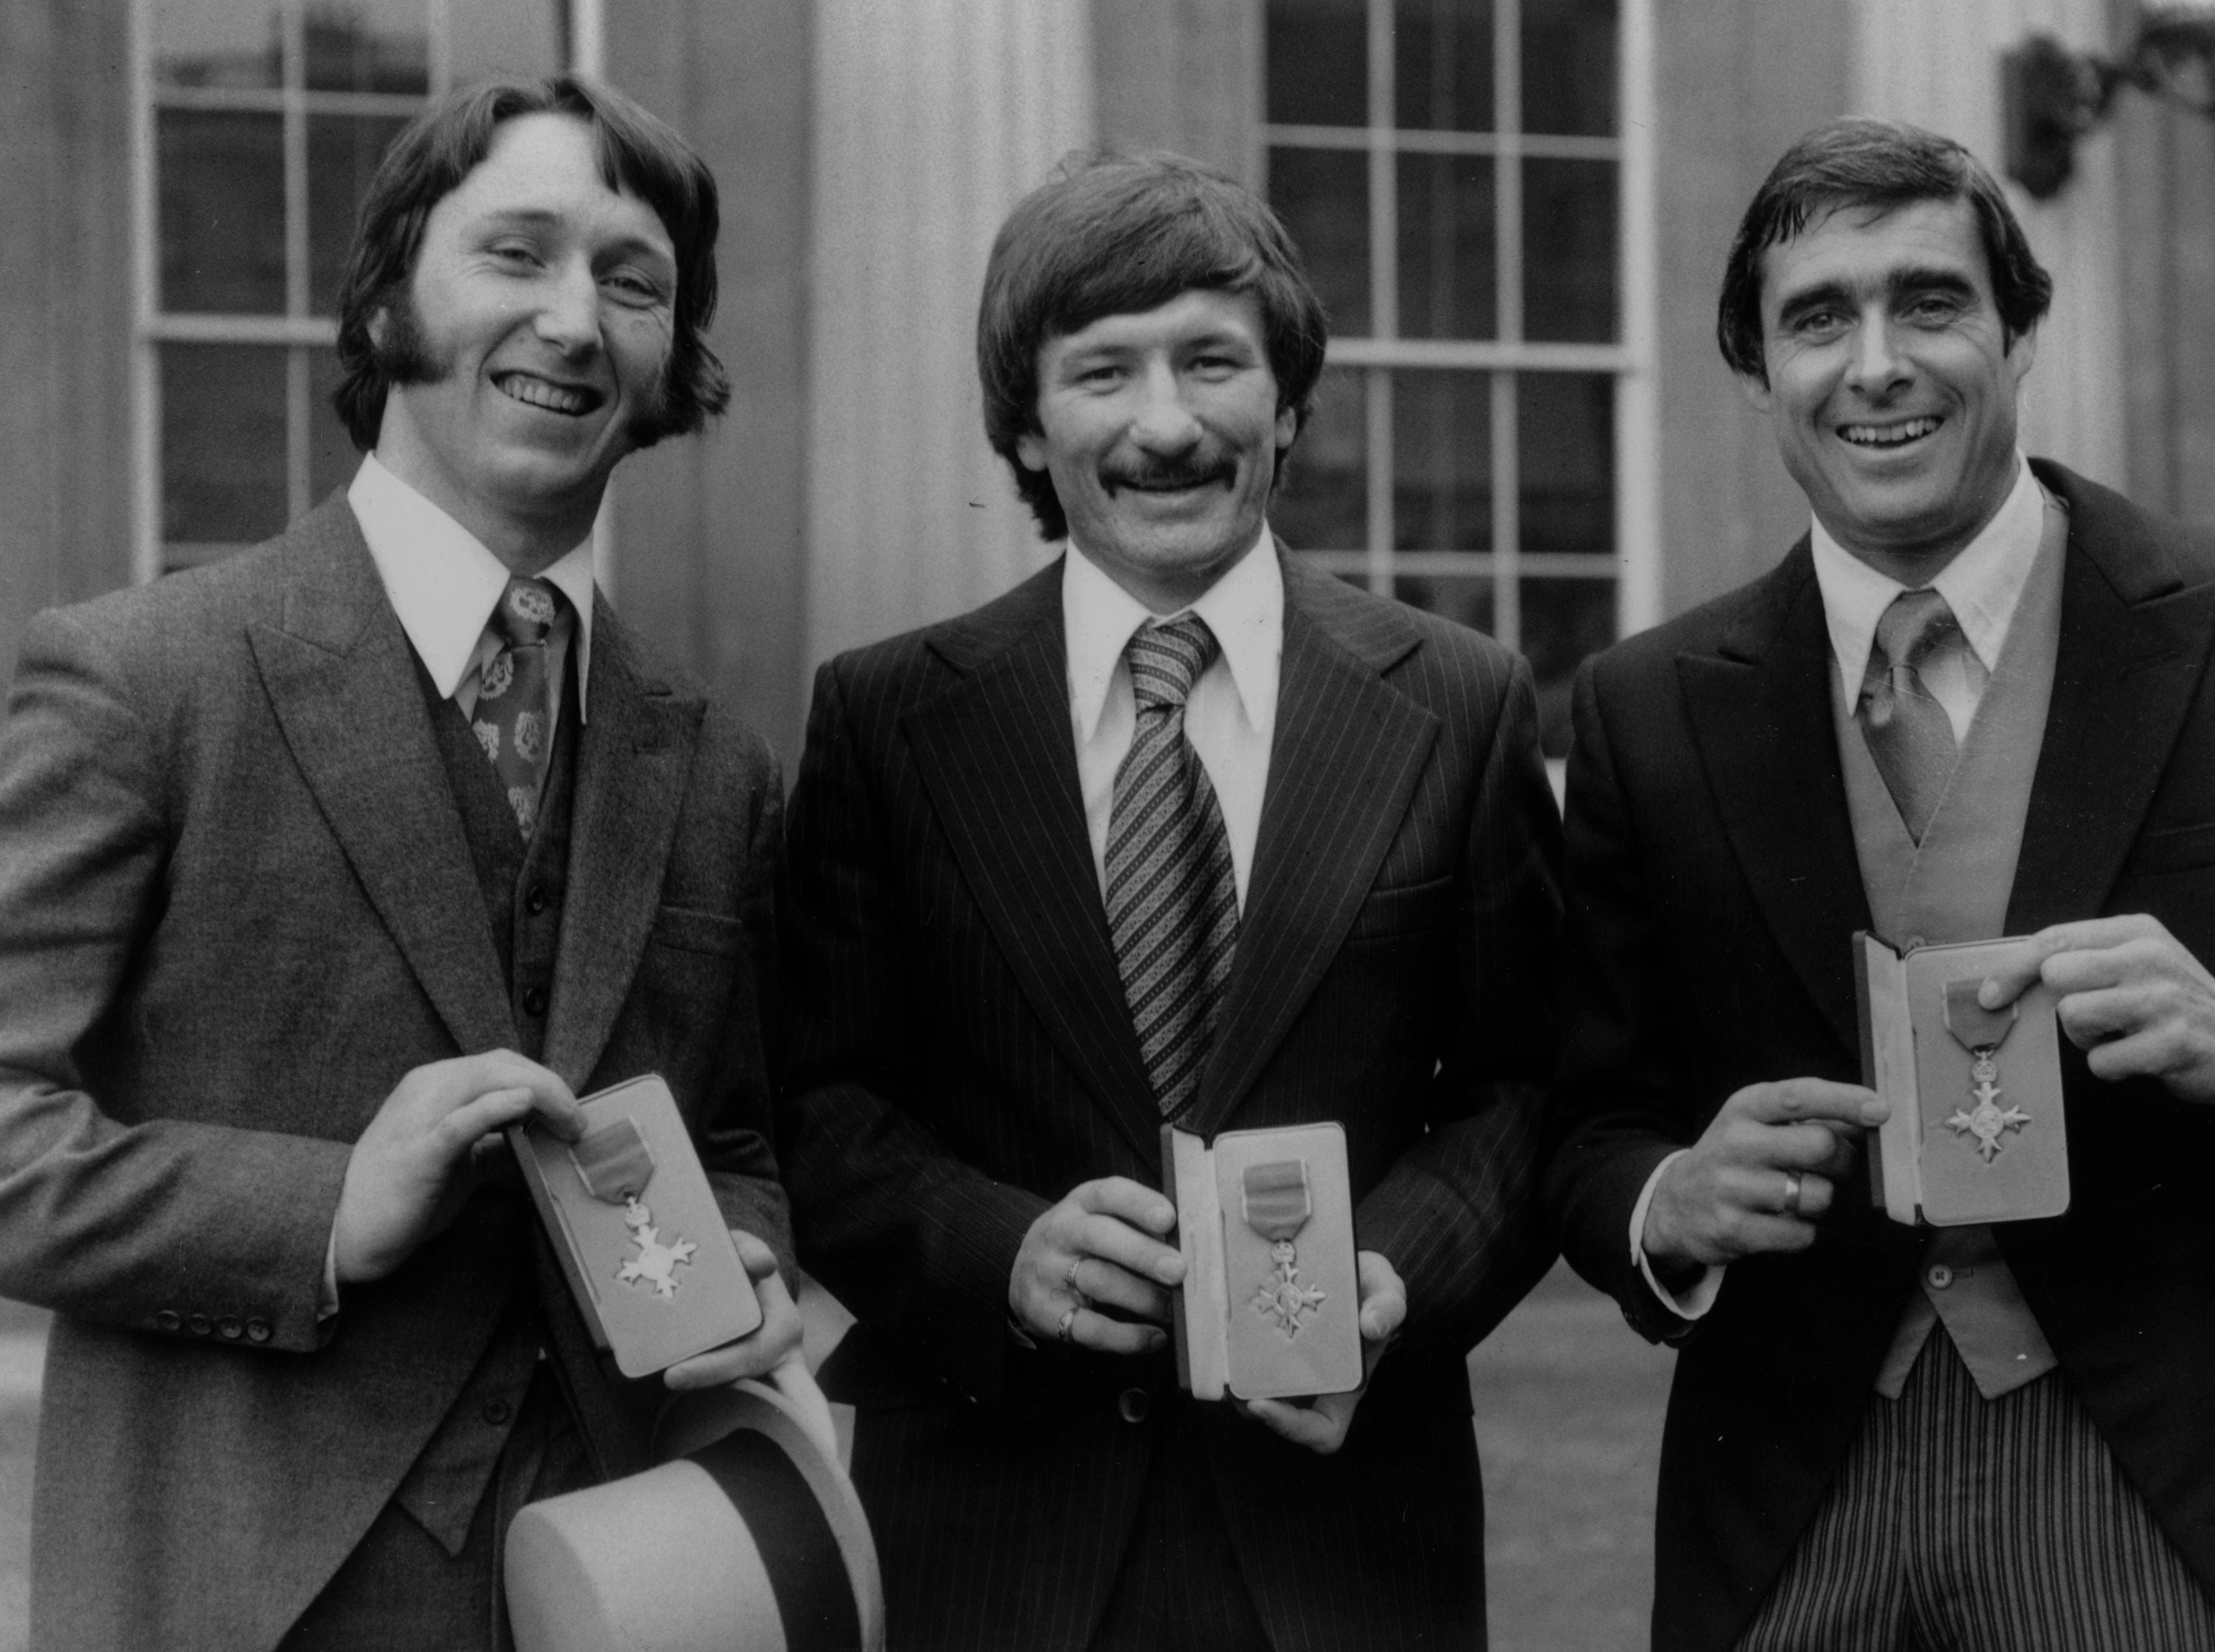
[1810, 452, 2044, 704]
[347, 454, 597, 720]
[1063, 524, 1283, 743]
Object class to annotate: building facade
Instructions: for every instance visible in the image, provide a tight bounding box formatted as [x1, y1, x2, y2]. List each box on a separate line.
[2, 0, 2207, 769]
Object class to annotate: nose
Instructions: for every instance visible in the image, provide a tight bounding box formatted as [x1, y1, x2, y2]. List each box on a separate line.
[1128, 358, 1202, 453]
[533, 258, 602, 357]
[1844, 305, 1908, 395]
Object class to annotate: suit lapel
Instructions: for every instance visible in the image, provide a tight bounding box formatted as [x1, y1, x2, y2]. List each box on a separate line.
[1182, 557, 1439, 1139]
[1678, 542, 1870, 1056]
[2010, 468, 2215, 931]
[542, 605, 702, 1088]
[903, 566, 1164, 1160]
[248, 499, 516, 1057]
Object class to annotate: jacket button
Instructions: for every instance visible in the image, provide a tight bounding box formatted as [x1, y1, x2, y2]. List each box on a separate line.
[526, 883, 550, 915]
[1117, 1387, 1151, 1424]
[154, 1309, 181, 1333]
[218, 1316, 243, 1340]
[1927, 1265, 1954, 1290]
[246, 1319, 272, 1344]
[522, 987, 548, 1017]
[188, 1314, 212, 1336]
[482, 1396, 513, 1426]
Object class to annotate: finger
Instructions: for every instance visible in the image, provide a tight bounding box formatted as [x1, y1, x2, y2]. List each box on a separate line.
[1760, 1121, 1863, 1179]
[1068, 1305, 1167, 1357]
[663, 1274, 806, 1389]
[1791, 1171, 1836, 1220]
[1246, 1395, 1349, 1455]
[2084, 1025, 2193, 1085]
[433, 1085, 542, 1155]
[1716, 1207, 1821, 1258]
[1978, 922, 2162, 1009]
[1737, 1079, 1886, 1130]
[1071, 1176, 1179, 1238]
[730, 1228, 781, 1281]
[2054, 984, 2149, 1049]
[1065, 1255, 1173, 1324]
[1066, 1209, 1185, 1290]
[1354, 1252, 1406, 1345]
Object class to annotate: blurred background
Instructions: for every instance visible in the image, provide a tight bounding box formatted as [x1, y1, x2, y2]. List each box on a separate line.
[3, 0, 2213, 1645]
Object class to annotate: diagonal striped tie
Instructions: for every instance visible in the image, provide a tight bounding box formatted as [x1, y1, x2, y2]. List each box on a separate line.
[1106, 615, 1239, 1118]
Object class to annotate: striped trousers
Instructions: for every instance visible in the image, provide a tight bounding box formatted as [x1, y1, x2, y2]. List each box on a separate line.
[1740, 1333, 2215, 1651]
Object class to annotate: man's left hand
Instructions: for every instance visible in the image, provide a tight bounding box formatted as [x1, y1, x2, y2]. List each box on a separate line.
[1244, 1250, 1404, 1456]
[1979, 914, 2215, 1102]
[662, 1228, 807, 1389]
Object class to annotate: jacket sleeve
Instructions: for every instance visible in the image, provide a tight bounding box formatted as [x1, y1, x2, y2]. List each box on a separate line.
[1352, 656, 1562, 1360]
[775, 660, 1050, 1407]
[0, 606, 348, 1352]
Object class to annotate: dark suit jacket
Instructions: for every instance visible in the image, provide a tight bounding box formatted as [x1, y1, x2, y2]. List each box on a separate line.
[0, 497, 792, 1652]
[778, 548, 1561, 1651]
[1544, 462, 2215, 1651]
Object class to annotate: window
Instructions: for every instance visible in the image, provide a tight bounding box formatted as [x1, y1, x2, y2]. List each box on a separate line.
[132, 0, 578, 578]
[1264, 0, 1656, 753]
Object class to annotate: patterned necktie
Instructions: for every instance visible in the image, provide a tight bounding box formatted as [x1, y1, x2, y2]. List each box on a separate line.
[1105, 615, 1240, 1118]
[470, 576, 563, 837]
[1858, 586, 1961, 844]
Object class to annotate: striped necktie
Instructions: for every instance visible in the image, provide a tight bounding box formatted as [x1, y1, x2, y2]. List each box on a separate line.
[1105, 615, 1239, 1118]
[1858, 586, 1961, 844]
[470, 576, 563, 837]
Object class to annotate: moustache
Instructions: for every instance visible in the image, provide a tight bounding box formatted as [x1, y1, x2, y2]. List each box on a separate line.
[1105, 457, 1235, 493]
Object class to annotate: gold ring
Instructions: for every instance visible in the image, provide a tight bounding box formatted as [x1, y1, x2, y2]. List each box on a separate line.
[1064, 1256, 1085, 1295]
[1783, 1171, 1804, 1217]
[1056, 1306, 1078, 1344]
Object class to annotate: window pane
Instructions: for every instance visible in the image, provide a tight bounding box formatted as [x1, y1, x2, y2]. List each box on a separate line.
[1393, 574, 1492, 637]
[1398, 155, 1496, 340]
[304, 0, 430, 94]
[310, 115, 411, 314]
[162, 344, 287, 546]
[450, 0, 568, 82]
[1522, 576, 1615, 755]
[1275, 368, 1366, 552]
[1265, 0, 1368, 126]
[1522, 156, 1616, 342]
[159, 110, 286, 314]
[1395, 370, 1491, 551]
[1523, 0, 1618, 137]
[1519, 372, 1613, 553]
[308, 348, 362, 505]
[155, 0, 282, 89]
[1395, 0, 1493, 133]
[1270, 148, 1371, 337]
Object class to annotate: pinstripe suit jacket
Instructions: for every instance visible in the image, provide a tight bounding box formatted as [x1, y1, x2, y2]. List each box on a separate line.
[1545, 463, 2215, 1651]
[780, 548, 1561, 1651]
[0, 497, 791, 1651]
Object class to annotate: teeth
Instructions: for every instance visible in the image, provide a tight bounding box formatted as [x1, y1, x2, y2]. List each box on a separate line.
[498, 375, 593, 415]
[1841, 417, 1940, 447]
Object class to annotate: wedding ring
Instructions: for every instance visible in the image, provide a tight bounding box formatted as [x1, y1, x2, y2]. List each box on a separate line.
[1782, 1171, 1804, 1217]
[1064, 1256, 1087, 1301]
[1056, 1306, 1078, 1344]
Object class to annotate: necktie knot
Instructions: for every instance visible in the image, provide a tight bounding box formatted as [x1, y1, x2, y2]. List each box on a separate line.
[1872, 586, 1958, 679]
[1127, 615, 1219, 713]
[1858, 586, 1960, 845]
[494, 577, 563, 649]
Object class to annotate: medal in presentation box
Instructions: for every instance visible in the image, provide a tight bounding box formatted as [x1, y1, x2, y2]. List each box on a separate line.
[1854, 932, 2070, 1227]
[1160, 1122, 1362, 1402]
[509, 1075, 762, 1378]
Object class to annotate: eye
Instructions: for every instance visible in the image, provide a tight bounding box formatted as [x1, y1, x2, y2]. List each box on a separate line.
[602, 267, 669, 308]
[1902, 293, 1963, 325]
[1790, 306, 1848, 340]
[487, 239, 543, 270]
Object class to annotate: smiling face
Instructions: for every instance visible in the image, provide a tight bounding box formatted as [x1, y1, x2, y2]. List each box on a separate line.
[1744, 196, 2036, 582]
[1016, 289, 1297, 613]
[370, 111, 677, 570]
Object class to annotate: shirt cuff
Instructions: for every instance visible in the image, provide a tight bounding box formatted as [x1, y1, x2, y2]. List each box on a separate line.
[318, 1222, 342, 1322]
[1629, 1149, 1724, 1320]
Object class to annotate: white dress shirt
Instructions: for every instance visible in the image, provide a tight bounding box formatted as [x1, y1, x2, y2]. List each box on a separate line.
[1630, 454, 2049, 1318]
[1063, 525, 1282, 909]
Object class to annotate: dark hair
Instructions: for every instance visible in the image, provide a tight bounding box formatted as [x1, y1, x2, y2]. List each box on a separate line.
[331, 74, 729, 450]
[977, 152, 1330, 541]
[1716, 117, 2053, 383]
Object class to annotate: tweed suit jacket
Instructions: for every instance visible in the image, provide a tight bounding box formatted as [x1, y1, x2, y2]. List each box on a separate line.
[1544, 462, 2215, 1651]
[0, 495, 791, 1652]
[779, 547, 1561, 1651]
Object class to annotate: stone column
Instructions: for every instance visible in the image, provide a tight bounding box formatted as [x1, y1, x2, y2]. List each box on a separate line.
[1849, 0, 2126, 490]
[805, 0, 1094, 672]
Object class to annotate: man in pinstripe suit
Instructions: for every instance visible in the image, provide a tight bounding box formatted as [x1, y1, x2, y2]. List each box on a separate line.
[1547, 119, 2215, 1649]
[778, 153, 1561, 1651]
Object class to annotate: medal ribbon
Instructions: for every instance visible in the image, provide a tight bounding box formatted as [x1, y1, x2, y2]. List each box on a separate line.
[569, 1118, 657, 1204]
[1943, 980, 2017, 1053]
[1241, 1160, 1313, 1242]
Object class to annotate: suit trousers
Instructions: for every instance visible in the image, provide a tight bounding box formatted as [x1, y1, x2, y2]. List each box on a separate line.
[278, 1362, 590, 1651]
[1739, 1332, 2215, 1652]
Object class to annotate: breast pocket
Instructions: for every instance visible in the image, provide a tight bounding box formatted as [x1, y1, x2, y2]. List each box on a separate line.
[1346, 873, 1455, 942]
[647, 904, 748, 958]
[2123, 821, 2215, 878]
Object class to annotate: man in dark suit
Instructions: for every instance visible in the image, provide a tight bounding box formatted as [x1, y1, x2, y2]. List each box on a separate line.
[1546, 118, 2215, 1649]
[778, 153, 1561, 1651]
[0, 76, 811, 1651]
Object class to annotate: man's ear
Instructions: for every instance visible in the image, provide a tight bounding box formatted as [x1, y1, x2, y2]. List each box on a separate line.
[2006, 323, 2038, 389]
[366, 304, 389, 350]
[1014, 431, 1049, 475]
[1738, 370, 1774, 415]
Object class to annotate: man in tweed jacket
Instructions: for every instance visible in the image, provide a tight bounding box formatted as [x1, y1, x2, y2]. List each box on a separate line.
[780, 153, 1562, 1651]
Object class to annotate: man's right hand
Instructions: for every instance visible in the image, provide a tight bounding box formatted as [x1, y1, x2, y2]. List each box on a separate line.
[1010, 1177, 1184, 1355]
[1642, 1078, 1886, 1271]
[333, 1051, 581, 1286]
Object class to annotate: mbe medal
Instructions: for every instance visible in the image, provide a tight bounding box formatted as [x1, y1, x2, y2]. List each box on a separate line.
[1942, 979, 2031, 1163]
[1242, 1160, 1327, 1340]
[570, 1117, 696, 1301]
